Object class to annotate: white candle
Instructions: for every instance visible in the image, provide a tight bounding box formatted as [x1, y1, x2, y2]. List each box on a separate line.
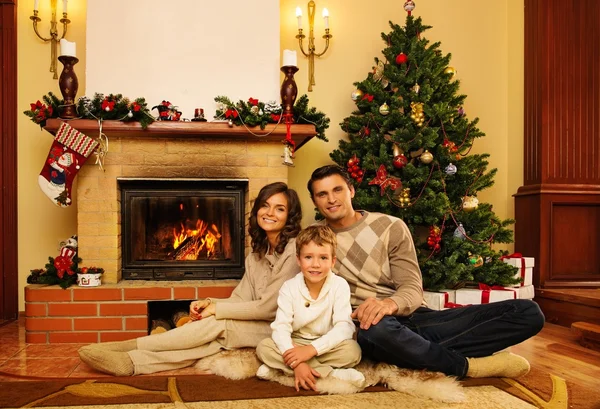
[282, 49, 297, 67]
[63, 0, 68, 13]
[296, 7, 302, 29]
[34, 0, 39, 11]
[60, 39, 76, 57]
[322, 8, 329, 29]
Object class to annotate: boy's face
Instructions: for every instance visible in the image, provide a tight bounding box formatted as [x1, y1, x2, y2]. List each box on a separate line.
[297, 241, 336, 287]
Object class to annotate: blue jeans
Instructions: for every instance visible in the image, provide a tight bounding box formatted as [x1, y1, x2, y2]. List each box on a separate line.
[356, 299, 545, 378]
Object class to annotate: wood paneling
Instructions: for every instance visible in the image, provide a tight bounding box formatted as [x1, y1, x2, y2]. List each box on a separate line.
[516, 0, 600, 289]
[0, 0, 18, 320]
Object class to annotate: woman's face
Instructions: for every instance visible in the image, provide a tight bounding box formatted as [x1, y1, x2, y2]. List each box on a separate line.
[256, 192, 289, 234]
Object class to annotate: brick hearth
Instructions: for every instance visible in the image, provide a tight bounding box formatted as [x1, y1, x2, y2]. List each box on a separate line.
[25, 120, 316, 343]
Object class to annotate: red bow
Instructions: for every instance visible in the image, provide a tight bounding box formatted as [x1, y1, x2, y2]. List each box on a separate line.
[500, 253, 526, 286]
[478, 283, 516, 303]
[369, 165, 401, 196]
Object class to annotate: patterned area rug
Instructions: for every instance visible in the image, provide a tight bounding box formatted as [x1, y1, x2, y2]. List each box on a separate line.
[0, 364, 592, 409]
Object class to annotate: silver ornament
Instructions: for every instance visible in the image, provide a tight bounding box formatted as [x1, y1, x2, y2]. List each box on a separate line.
[228, 119, 233, 127]
[454, 223, 466, 240]
[127, 111, 134, 118]
[445, 163, 457, 175]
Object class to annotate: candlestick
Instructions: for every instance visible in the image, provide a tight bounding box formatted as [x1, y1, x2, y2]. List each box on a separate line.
[283, 49, 297, 67]
[58, 55, 79, 119]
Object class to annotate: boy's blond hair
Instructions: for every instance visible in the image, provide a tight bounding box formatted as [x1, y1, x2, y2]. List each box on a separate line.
[295, 225, 337, 257]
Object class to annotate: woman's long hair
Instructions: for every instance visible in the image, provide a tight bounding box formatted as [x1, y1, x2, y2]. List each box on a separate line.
[249, 182, 302, 256]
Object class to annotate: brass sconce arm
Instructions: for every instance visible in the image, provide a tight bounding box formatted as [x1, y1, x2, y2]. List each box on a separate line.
[295, 1, 332, 92]
[30, 0, 71, 79]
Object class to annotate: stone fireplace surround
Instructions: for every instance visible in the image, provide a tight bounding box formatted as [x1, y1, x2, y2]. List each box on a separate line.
[24, 119, 315, 343]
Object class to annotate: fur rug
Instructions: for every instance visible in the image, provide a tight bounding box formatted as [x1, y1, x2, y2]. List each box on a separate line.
[195, 348, 465, 403]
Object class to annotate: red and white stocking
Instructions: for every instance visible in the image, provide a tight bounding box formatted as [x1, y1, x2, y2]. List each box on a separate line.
[38, 122, 99, 207]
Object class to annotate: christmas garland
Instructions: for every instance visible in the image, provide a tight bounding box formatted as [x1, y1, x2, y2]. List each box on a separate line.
[214, 94, 330, 142]
[26, 257, 105, 289]
[23, 92, 155, 129]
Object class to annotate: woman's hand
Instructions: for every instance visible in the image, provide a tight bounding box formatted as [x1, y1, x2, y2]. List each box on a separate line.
[198, 302, 216, 319]
[283, 344, 317, 369]
[189, 299, 211, 321]
[293, 362, 320, 391]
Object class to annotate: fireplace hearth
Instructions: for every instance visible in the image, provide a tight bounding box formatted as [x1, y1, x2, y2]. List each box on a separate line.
[119, 178, 247, 280]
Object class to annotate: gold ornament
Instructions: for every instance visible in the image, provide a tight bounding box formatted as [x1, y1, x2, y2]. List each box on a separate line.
[392, 144, 403, 157]
[444, 66, 457, 78]
[412, 83, 421, 94]
[462, 195, 479, 212]
[410, 102, 425, 126]
[397, 188, 411, 208]
[420, 150, 433, 164]
[379, 102, 390, 116]
[468, 252, 484, 268]
[351, 89, 364, 101]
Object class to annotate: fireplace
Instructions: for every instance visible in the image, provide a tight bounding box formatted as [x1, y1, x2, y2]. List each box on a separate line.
[119, 178, 247, 280]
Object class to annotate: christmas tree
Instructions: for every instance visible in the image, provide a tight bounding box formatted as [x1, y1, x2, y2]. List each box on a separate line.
[330, 4, 519, 291]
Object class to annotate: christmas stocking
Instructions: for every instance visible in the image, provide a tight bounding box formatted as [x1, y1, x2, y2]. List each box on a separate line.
[38, 122, 99, 207]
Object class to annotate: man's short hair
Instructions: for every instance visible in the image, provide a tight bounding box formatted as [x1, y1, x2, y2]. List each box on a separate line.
[307, 165, 352, 198]
[295, 225, 337, 257]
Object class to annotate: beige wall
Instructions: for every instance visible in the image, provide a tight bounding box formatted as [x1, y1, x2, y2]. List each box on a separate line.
[282, 0, 525, 241]
[17, 0, 87, 311]
[16, 1, 524, 310]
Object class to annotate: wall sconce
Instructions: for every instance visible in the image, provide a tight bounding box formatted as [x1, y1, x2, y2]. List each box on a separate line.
[295, 1, 332, 92]
[30, 0, 71, 79]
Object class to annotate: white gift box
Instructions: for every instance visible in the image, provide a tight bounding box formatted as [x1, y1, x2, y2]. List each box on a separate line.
[455, 287, 517, 305]
[77, 273, 102, 287]
[423, 290, 456, 310]
[502, 256, 534, 287]
[506, 285, 535, 299]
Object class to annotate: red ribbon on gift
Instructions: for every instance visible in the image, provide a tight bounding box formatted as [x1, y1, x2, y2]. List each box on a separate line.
[500, 252, 526, 286]
[444, 302, 469, 309]
[478, 283, 516, 303]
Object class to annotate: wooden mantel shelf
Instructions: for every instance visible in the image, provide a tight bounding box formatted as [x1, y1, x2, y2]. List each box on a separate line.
[44, 119, 317, 150]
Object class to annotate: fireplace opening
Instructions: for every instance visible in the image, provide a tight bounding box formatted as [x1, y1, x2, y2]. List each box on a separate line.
[119, 179, 247, 280]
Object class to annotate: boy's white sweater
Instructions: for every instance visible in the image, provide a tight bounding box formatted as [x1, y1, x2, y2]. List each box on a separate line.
[271, 272, 356, 356]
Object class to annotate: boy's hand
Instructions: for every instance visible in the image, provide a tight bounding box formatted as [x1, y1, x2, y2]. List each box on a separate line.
[189, 299, 213, 321]
[293, 362, 320, 391]
[351, 297, 398, 330]
[283, 344, 317, 369]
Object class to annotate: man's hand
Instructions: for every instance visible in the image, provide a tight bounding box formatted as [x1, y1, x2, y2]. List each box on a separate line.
[351, 297, 398, 330]
[293, 362, 320, 391]
[283, 344, 317, 369]
[189, 299, 212, 321]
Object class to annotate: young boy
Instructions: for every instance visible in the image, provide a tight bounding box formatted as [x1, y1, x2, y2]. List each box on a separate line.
[255, 225, 365, 392]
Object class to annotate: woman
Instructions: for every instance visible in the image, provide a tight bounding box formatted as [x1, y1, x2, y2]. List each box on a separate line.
[79, 182, 302, 376]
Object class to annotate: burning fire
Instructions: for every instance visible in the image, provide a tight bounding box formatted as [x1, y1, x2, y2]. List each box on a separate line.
[172, 219, 222, 260]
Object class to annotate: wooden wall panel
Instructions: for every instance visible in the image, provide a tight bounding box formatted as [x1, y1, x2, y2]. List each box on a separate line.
[516, 0, 600, 288]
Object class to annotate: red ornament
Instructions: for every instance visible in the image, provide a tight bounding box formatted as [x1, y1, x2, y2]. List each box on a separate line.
[393, 154, 408, 169]
[395, 53, 408, 65]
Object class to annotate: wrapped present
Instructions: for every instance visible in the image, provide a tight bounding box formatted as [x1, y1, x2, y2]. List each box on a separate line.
[423, 290, 456, 310]
[506, 285, 535, 300]
[455, 284, 517, 305]
[501, 253, 534, 287]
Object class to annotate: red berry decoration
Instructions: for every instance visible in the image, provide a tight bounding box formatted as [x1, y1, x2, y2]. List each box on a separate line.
[393, 154, 408, 169]
[395, 52, 408, 65]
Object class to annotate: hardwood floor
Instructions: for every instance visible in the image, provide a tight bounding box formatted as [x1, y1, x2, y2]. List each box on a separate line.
[0, 318, 599, 403]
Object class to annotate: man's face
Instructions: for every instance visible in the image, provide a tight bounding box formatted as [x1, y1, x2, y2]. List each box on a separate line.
[311, 174, 356, 228]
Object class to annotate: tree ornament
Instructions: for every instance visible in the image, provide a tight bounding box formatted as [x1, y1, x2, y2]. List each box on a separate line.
[410, 102, 425, 126]
[453, 223, 466, 240]
[373, 61, 390, 88]
[228, 119, 234, 127]
[462, 195, 479, 212]
[427, 226, 442, 253]
[250, 105, 259, 115]
[419, 150, 433, 164]
[127, 111, 133, 118]
[347, 155, 364, 183]
[392, 144, 402, 157]
[379, 102, 390, 116]
[282, 144, 294, 166]
[442, 138, 458, 152]
[412, 83, 421, 94]
[397, 187, 411, 207]
[468, 252, 484, 268]
[369, 164, 402, 196]
[444, 66, 457, 78]
[404, 0, 416, 13]
[395, 52, 408, 65]
[457, 106, 465, 117]
[445, 163, 457, 175]
[351, 89, 364, 101]
[393, 154, 408, 169]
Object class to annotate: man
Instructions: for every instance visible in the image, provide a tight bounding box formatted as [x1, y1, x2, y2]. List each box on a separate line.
[307, 164, 545, 379]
